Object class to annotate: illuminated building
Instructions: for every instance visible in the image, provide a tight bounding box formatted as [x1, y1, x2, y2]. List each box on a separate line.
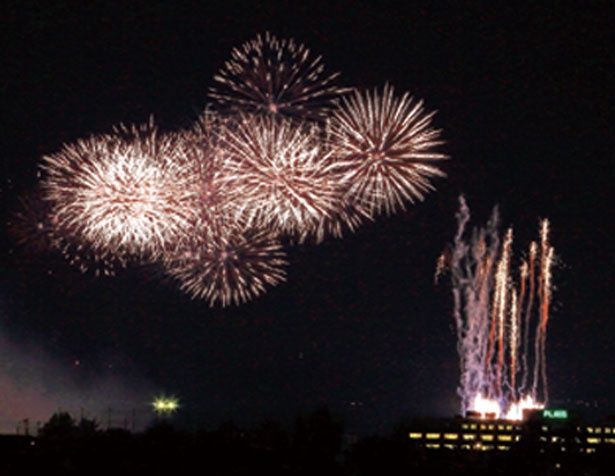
[405, 409, 615, 455]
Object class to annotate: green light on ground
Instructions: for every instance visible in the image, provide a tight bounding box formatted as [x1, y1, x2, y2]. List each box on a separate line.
[542, 409, 568, 419]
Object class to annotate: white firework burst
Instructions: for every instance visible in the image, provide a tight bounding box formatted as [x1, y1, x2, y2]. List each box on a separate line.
[209, 31, 349, 121]
[218, 113, 342, 239]
[326, 84, 448, 216]
[162, 221, 288, 307]
[40, 120, 200, 260]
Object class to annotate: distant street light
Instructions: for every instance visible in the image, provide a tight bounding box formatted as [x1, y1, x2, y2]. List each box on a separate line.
[152, 396, 180, 416]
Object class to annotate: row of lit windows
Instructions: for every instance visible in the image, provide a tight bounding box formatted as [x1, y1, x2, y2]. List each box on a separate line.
[423, 443, 512, 452]
[586, 437, 615, 445]
[540, 425, 615, 434]
[411, 432, 615, 448]
[586, 426, 615, 434]
[461, 423, 517, 431]
[423, 443, 613, 453]
[540, 425, 615, 435]
[410, 432, 519, 442]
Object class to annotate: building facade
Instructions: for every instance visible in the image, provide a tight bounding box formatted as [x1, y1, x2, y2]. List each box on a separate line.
[406, 409, 615, 455]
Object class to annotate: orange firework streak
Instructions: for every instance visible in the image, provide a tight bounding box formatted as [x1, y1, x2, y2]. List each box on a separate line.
[484, 227, 512, 399]
[533, 219, 553, 400]
[520, 241, 537, 394]
[485, 289, 499, 397]
[538, 220, 552, 335]
[496, 228, 513, 399]
[445, 197, 557, 418]
[510, 262, 527, 401]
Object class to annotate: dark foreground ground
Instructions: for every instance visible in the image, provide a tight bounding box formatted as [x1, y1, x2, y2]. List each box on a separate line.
[1, 408, 613, 475]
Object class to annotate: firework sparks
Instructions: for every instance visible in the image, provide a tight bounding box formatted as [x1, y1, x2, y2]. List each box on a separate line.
[218, 113, 342, 239]
[8, 192, 56, 255]
[438, 196, 556, 419]
[27, 33, 448, 305]
[299, 197, 372, 244]
[39, 120, 200, 261]
[162, 222, 288, 307]
[209, 32, 349, 121]
[326, 84, 447, 217]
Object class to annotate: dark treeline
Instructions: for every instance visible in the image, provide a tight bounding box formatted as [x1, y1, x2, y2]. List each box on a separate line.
[1, 406, 613, 475]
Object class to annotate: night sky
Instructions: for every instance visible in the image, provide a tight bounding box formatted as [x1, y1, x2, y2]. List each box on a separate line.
[1, 1, 612, 435]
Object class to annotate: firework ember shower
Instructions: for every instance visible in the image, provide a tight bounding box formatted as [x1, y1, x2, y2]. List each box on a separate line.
[437, 196, 556, 420]
[32, 32, 448, 307]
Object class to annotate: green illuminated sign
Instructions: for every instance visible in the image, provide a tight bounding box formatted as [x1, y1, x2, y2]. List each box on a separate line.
[542, 409, 568, 419]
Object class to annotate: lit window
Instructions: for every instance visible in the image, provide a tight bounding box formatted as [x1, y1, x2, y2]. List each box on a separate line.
[444, 433, 459, 440]
[587, 437, 601, 445]
[463, 433, 476, 440]
[462, 423, 469, 430]
[470, 424, 477, 430]
[409, 432, 423, 439]
[497, 445, 510, 451]
[604, 438, 615, 444]
[426, 433, 441, 440]
[481, 434, 494, 441]
[426, 443, 440, 449]
[587, 427, 594, 433]
[498, 435, 512, 442]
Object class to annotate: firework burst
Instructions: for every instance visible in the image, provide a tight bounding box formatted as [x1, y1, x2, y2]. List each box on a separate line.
[27, 33, 450, 306]
[326, 84, 447, 216]
[162, 221, 288, 307]
[300, 197, 372, 244]
[8, 191, 128, 275]
[218, 113, 342, 240]
[209, 31, 349, 121]
[39, 120, 200, 261]
[171, 110, 237, 242]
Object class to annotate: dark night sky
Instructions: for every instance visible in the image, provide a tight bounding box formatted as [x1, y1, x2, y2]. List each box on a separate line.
[1, 1, 612, 434]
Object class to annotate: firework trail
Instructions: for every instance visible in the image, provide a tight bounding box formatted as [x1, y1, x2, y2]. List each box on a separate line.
[533, 219, 554, 402]
[441, 196, 500, 415]
[438, 196, 555, 419]
[30, 33, 447, 306]
[519, 241, 537, 394]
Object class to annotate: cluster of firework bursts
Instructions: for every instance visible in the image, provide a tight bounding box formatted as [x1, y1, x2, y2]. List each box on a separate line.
[436, 196, 555, 420]
[17, 32, 447, 306]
